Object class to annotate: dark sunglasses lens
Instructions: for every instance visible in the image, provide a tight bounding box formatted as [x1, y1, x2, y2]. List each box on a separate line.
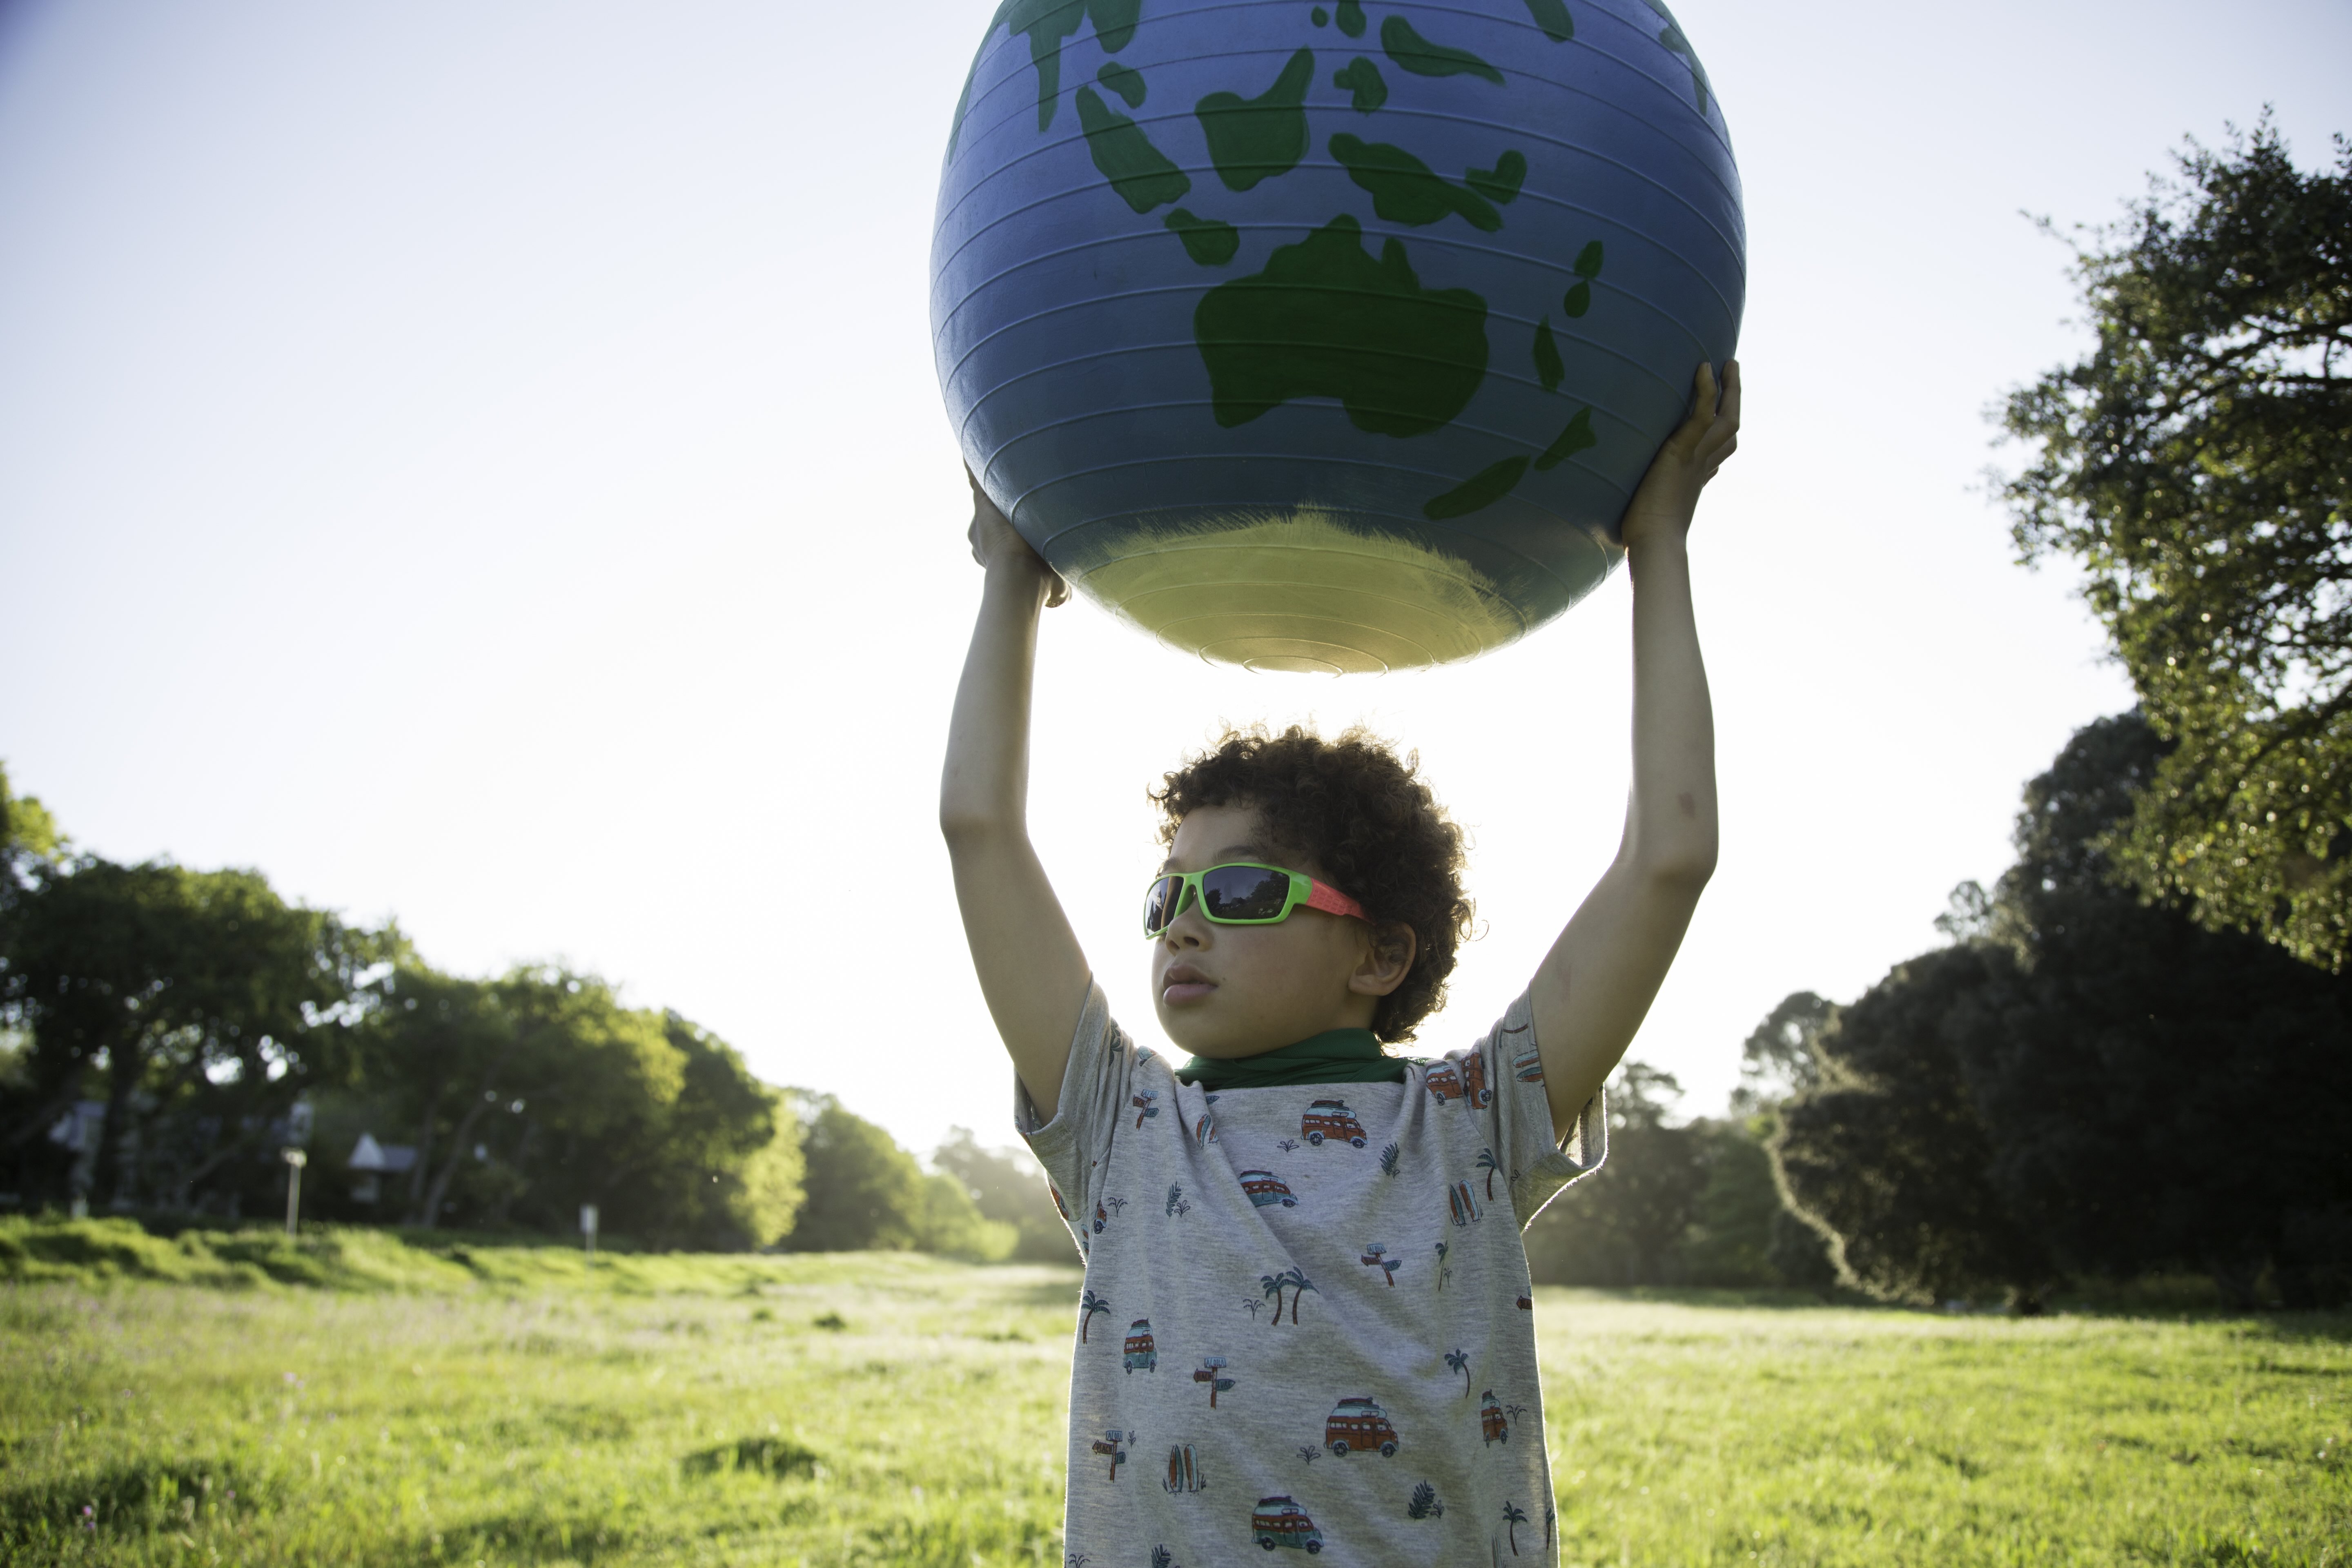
[1143, 876, 1182, 934]
[1202, 865, 1292, 922]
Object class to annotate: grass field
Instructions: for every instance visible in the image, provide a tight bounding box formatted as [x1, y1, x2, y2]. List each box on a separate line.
[1, 1219, 2345, 1566]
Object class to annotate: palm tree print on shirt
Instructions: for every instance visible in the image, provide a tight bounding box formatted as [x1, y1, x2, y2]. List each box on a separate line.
[1476, 1146, 1502, 1200]
[1080, 1289, 1110, 1342]
[1444, 1347, 1471, 1396]
[1259, 1267, 1319, 1325]
[1503, 1501, 1528, 1555]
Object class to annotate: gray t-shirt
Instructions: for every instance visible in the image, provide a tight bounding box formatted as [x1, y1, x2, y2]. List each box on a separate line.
[1017, 983, 1605, 1566]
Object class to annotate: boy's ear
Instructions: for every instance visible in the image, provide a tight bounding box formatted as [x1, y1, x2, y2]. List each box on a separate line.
[1350, 922, 1419, 998]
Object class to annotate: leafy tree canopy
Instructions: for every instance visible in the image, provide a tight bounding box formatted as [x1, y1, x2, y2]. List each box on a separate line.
[0, 853, 367, 1209]
[1523, 1062, 1827, 1291]
[1998, 120, 2352, 965]
[342, 962, 805, 1248]
[1, 761, 67, 873]
[784, 1098, 1012, 1260]
[1771, 712, 2352, 1307]
[933, 1127, 1071, 1262]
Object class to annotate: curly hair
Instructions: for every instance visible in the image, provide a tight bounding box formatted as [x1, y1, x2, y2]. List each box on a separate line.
[1148, 725, 1473, 1044]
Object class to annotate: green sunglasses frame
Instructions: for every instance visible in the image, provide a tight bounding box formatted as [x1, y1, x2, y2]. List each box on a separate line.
[1141, 861, 1369, 938]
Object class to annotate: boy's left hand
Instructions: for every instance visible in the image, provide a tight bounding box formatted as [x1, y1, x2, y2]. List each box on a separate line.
[1619, 359, 1740, 553]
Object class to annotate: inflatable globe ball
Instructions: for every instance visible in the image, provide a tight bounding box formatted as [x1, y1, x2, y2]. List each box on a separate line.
[933, 0, 1743, 673]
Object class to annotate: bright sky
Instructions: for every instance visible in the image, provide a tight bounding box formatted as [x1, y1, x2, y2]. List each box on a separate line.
[2, 0, 2344, 1158]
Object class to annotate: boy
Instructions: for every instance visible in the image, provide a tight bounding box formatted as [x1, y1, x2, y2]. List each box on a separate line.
[941, 362, 1739, 1564]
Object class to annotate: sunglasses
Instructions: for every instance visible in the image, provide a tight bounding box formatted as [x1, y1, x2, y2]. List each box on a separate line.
[1141, 862, 1368, 937]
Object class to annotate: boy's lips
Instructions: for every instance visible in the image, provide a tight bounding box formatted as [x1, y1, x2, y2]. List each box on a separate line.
[1161, 964, 1216, 1005]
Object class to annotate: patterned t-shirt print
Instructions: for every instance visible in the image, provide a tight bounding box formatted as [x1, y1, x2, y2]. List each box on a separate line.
[1015, 985, 1603, 1565]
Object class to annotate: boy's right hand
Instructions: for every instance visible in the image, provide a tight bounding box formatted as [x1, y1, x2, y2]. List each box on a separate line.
[967, 467, 1069, 607]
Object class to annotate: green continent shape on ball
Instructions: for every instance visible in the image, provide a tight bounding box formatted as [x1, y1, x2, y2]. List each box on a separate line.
[1632, 0, 1712, 109]
[1194, 214, 1489, 437]
[949, 0, 1143, 150]
[1330, 134, 1502, 231]
[1424, 454, 1528, 519]
[1077, 87, 1192, 213]
[1519, 0, 1573, 42]
[1379, 15, 1504, 84]
[1195, 48, 1316, 192]
[1332, 56, 1388, 113]
[1166, 207, 1241, 265]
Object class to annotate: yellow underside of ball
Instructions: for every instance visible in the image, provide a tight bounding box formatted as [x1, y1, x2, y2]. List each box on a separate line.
[1064, 512, 1529, 674]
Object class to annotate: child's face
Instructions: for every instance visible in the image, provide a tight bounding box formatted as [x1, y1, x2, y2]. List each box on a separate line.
[1151, 801, 1411, 1058]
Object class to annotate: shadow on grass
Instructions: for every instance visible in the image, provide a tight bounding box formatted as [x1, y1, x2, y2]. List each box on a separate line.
[403, 1510, 637, 1566]
[682, 1436, 821, 1480]
[0, 1458, 251, 1539]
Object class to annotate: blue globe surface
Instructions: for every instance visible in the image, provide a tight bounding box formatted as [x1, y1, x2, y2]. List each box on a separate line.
[933, 0, 1743, 672]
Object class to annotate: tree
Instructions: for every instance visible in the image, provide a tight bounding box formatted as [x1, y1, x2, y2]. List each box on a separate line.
[782, 1097, 929, 1252]
[346, 960, 526, 1227]
[649, 1012, 805, 1249]
[1732, 991, 1831, 1112]
[0, 761, 66, 884]
[1080, 1288, 1110, 1342]
[1958, 712, 2352, 1305]
[913, 1168, 1018, 1261]
[345, 963, 806, 1246]
[1998, 122, 2352, 967]
[1475, 1146, 1501, 1200]
[0, 854, 364, 1211]
[1520, 1063, 1709, 1287]
[1671, 1123, 1783, 1286]
[933, 1126, 1072, 1260]
[1281, 1268, 1317, 1324]
[1763, 714, 2352, 1307]
[1769, 947, 2052, 1306]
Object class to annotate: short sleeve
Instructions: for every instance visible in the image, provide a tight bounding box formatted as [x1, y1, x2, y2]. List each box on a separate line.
[1452, 990, 1606, 1230]
[1013, 980, 1137, 1256]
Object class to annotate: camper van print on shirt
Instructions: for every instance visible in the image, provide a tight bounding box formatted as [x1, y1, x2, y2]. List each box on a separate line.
[1016, 985, 1604, 1567]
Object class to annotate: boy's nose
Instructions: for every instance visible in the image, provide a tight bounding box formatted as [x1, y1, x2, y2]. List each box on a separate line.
[1160, 913, 1210, 948]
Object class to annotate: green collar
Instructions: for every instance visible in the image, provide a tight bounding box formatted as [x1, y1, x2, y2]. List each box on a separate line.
[1175, 1027, 1409, 1090]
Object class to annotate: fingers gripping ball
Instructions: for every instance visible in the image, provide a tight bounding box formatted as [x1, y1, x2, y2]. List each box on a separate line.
[933, 0, 1743, 673]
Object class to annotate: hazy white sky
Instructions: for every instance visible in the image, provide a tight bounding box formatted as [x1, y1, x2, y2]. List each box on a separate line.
[2, 0, 2344, 1157]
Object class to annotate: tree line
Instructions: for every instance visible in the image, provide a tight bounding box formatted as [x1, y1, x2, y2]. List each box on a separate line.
[0, 771, 1062, 1258]
[6, 125, 2341, 1290]
[1530, 125, 2352, 1310]
[1526, 709, 2352, 1309]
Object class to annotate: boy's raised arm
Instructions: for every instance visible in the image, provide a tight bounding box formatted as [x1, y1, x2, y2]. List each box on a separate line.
[940, 470, 1093, 1121]
[1530, 361, 1740, 1133]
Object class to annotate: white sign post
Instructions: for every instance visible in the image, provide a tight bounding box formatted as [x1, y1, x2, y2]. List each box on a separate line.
[580, 1203, 599, 1259]
[281, 1147, 308, 1237]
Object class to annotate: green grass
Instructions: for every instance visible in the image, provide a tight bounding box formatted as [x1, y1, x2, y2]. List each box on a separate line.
[0, 1221, 2345, 1566]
